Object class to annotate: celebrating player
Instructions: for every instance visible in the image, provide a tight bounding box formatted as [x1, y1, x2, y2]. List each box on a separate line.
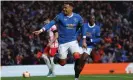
[74, 15, 101, 80]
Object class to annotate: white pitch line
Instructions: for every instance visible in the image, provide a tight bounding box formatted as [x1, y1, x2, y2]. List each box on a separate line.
[83, 75, 133, 79]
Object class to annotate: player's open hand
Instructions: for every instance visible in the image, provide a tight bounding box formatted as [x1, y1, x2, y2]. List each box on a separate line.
[82, 38, 87, 49]
[82, 41, 87, 49]
[32, 30, 41, 35]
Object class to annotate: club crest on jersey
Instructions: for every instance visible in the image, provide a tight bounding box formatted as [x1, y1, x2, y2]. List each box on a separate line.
[74, 18, 78, 23]
[86, 32, 91, 37]
[64, 18, 67, 21]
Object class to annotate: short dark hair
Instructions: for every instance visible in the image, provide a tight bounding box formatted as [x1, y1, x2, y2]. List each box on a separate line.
[64, 1, 74, 7]
[86, 15, 95, 20]
[87, 14, 94, 18]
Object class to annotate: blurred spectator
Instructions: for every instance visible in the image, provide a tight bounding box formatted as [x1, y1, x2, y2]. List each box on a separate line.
[15, 54, 23, 65]
[5, 55, 14, 65]
[128, 52, 133, 62]
[91, 46, 104, 63]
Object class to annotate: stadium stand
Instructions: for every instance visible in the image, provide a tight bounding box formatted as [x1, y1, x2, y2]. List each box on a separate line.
[1, 1, 133, 65]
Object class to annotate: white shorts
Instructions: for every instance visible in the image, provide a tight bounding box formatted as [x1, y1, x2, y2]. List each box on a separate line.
[79, 47, 92, 55]
[58, 40, 80, 59]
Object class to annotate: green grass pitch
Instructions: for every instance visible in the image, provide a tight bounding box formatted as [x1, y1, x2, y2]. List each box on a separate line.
[1, 74, 133, 80]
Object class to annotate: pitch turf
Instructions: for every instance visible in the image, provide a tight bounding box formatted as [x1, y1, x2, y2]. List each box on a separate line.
[1, 74, 133, 80]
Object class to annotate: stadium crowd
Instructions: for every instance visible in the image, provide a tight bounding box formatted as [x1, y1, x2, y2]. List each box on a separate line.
[1, 1, 133, 65]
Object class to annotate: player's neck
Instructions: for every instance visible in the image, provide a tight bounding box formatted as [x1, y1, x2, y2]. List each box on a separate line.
[88, 22, 95, 28]
[67, 12, 73, 17]
[89, 22, 95, 26]
[90, 23, 94, 26]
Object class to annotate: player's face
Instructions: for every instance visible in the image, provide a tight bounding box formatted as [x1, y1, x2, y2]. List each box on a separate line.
[89, 16, 95, 24]
[63, 4, 73, 15]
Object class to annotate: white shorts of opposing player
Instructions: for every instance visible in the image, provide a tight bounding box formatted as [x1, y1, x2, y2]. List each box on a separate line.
[58, 40, 80, 59]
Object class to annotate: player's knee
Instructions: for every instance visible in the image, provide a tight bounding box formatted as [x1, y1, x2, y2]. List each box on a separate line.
[42, 54, 47, 59]
[81, 52, 89, 61]
[73, 52, 80, 60]
[59, 60, 66, 66]
[75, 65, 83, 71]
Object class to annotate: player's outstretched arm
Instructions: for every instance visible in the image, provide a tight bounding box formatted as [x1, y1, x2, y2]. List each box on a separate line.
[43, 20, 56, 31]
[32, 29, 43, 35]
[32, 20, 56, 35]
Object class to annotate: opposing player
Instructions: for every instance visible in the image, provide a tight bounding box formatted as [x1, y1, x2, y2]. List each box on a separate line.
[74, 15, 101, 80]
[37, 18, 58, 77]
[33, 2, 83, 69]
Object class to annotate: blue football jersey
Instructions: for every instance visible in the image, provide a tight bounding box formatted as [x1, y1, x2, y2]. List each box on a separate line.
[79, 23, 101, 48]
[42, 12, 83, 44]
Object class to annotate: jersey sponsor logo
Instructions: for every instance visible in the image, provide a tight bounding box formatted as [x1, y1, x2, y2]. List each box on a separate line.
[66, 24, 75, 29]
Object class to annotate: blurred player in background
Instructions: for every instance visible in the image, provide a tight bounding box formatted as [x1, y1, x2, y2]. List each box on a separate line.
[33, 1, 83, 77]
[37, 18, 58, 77]
[74, 15, 101, 80]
